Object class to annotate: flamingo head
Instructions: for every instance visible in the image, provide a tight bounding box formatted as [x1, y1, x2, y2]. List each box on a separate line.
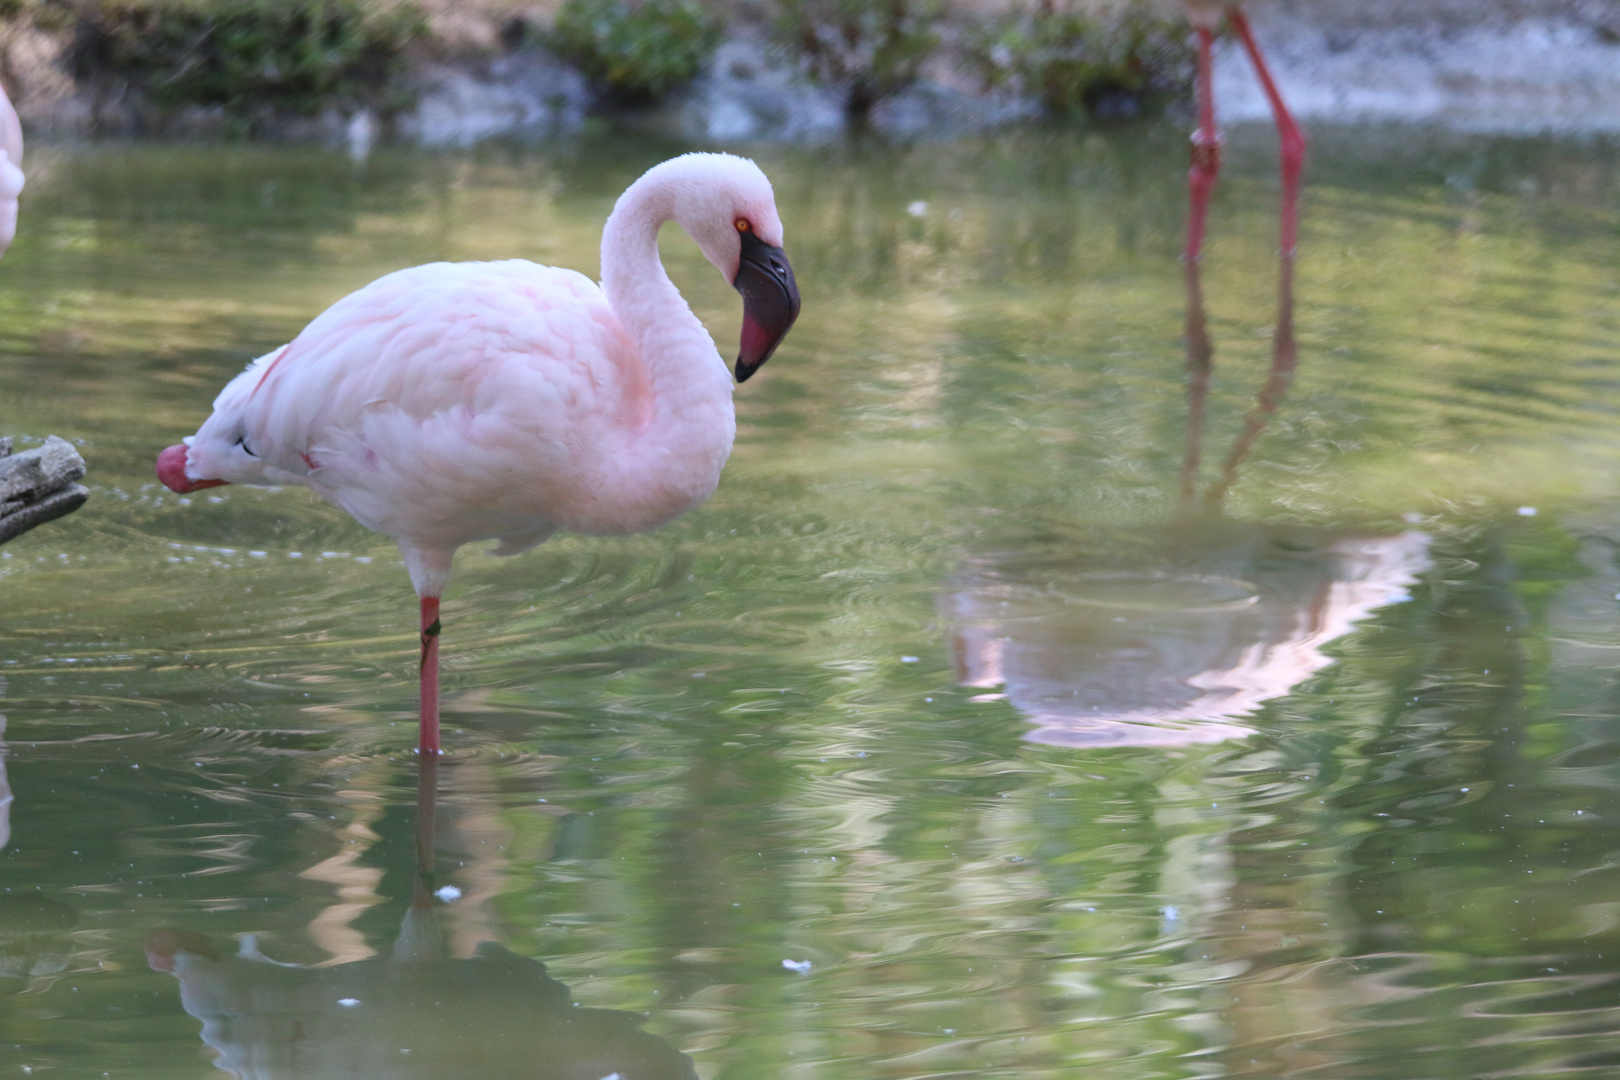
[157, 442, 229, 493]
[157, 353, 284, 493]
[666, 154, 801, 382]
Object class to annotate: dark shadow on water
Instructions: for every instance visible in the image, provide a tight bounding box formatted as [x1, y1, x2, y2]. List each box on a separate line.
[145, 756, 697, 1080]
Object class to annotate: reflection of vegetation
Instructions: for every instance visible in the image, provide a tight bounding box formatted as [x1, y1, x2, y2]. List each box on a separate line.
[771, 0, 942, 117]
[548, 0, 723, 103]
[967, 3, 1194, 118]
[66, 0, 425, 122]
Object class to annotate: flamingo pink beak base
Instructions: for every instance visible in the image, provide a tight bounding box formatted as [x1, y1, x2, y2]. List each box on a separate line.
[156, 443, 228, 493]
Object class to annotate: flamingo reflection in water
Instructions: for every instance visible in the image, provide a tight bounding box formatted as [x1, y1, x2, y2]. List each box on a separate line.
[146, 758, 697, 1080]
[944, 524, 1429, 748]
[0, 78, 20, 260]
[0, 714, 10, 852]
[943, 93, 1427, 748]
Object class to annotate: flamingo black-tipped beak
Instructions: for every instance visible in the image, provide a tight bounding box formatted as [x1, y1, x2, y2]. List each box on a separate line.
[732, 231, 800, 383]
[156, 443, 228, 494]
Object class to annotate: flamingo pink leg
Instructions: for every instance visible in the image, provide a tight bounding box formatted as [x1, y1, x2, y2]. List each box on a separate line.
[1186, 24, 1221, 263]
[1228, 8, 1306, 256]
[419, 596, 442, 755]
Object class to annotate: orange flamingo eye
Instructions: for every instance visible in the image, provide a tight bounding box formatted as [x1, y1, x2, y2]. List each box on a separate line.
[735, 218, 751, 232]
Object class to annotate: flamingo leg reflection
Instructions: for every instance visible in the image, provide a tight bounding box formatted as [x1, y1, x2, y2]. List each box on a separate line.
[1185, 6, 1307, 262]
[1228, 7, 1307, 257]
[1186, 23, 1222, 263]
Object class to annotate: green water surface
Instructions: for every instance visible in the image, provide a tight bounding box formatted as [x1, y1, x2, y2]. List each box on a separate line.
[2, 123, 1620, 1078]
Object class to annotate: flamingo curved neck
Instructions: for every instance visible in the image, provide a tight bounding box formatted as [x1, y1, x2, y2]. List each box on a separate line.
[585, 170, 736, 533]
[600, 177, 714, 380]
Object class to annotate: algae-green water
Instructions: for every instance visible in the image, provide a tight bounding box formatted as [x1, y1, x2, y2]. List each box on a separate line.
[2, 124, 1620, 1078]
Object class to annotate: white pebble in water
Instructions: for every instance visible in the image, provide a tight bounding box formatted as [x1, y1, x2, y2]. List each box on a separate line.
[782, 958, 813, 974]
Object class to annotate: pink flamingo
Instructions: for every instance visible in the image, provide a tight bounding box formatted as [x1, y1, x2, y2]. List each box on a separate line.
[0, 80, 23, 258]
[157, 153, 801, 755]
[1183, 1, 1306, 263]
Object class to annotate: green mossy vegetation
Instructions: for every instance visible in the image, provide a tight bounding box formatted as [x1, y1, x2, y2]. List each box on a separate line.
[770, 0, 944, 117]
[63, 0, 425, 120]
[546, 0, 723, 103]
[1, 0, 1204, 126]
[969, 2, 1194, 119]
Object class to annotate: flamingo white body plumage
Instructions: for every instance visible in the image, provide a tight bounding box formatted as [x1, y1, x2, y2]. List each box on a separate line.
[0, 80, 23, 258]
[157, 153, 801, 754]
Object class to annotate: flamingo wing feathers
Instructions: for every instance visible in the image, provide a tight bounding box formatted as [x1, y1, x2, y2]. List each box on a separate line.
[192, 260, 642, 549]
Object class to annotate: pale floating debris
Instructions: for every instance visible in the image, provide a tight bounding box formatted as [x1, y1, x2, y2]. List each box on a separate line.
[1517, 506, 1537, 516]
[337, 998, 361, 1008]
[906, 201, 928, 217]
[434, 885, 462, 903]
[782, 958, 813, 974]
[900, 655, 919, 663]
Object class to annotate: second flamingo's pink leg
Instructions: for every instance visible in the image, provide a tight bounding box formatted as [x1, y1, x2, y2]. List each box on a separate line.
[1186, 23, 1221, 263]
[419, 595, 442, 755]
[1228, 8, 1306, 257]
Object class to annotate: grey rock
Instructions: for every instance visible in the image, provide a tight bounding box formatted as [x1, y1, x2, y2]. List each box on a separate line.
[400, 50, 588, 146]
[0, 436, 89, 546]
[870, 79, 1039, 139]
[623, 40, 1036, 145]
[1215, 9, 1620, 133]
[653, 40, 846, 143]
